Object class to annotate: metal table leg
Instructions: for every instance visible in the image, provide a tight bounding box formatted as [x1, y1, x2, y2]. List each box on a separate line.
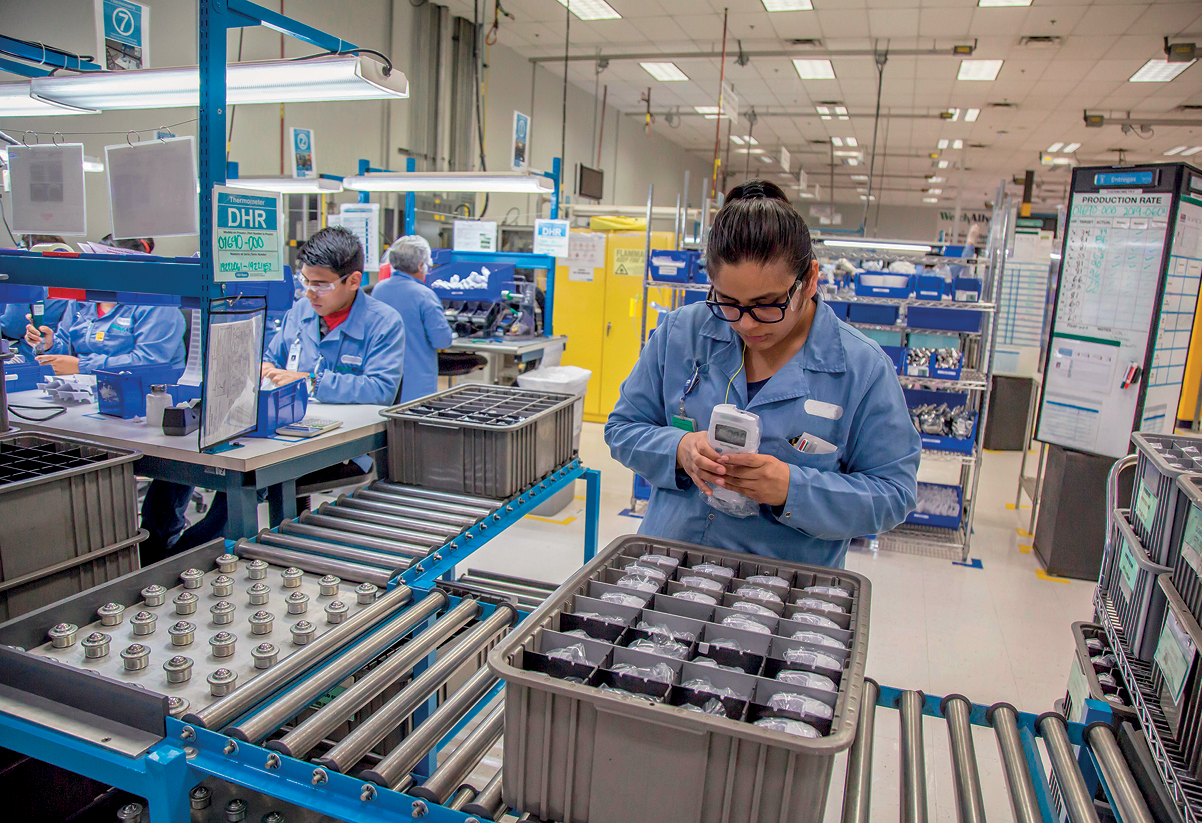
[223, 481, 260, 539]
[266, 478, 297, 527]
[584, 468, 601, 563]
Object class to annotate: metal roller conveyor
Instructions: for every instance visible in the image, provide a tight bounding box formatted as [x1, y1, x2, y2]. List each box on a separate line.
[462, 770, 506, 821]
[409, 701, 506, 804]
[336, 495, 480, 528]
[464, 568, 558, 594]
[360, 667, 501, 788]
[1083, 723, 1154, 823]
[447, 579, 545, 610]
[184, 584, 415, 730]
[840, 679, 877, 823]
[446, 785, 479, 812]
[455, 575, 559, 601]
[988, 704, 1043, 823]
[372, 482, 501, 510]
[941, 695, 986, 823]
[898, 690, 928, 823]
[233, 540, 398, 587]
[1037, 713, 1100, 823]
[222, 592, 448, 743]
[356, 488, 494, 519]
[297, 511, 445, 547]
[278, 520, 429, 559]
[253, 531, 411, 572]
[267, 598, 482, 758]
[316, 501, 463, 538]
[313, 605, 517, 773]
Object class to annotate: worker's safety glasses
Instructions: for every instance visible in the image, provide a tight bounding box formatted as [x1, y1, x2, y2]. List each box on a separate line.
[706, 278, 802, 324]
[297, 273, 349, 296]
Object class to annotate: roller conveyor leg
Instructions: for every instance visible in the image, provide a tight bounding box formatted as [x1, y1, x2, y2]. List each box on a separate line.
[941, 695, 987, 823]
[1083, 724, 1153, 823]
[409, 701, 506, 805]
[233, 539, 399, 586]
[267, 598, 482, 758]
[1037, 714, 1100, 823]
[361, 667, 501, 788]
[219, 591, 446, 742]
[987, 704, 1043, 823]
[899, 690, 929, 823]
[313, 605, 517, 773]
[841, 679, 878, 823]
[462, 769, 506, 821]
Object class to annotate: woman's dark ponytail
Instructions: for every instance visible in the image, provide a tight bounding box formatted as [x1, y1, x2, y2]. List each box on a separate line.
[706, 179, 815, 284]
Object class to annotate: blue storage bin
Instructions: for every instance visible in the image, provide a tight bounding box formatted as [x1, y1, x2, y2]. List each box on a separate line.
[953, 277, 982, 303]
[3, 360, 55, 392]
[96, 365, 186, 418]
[880, 345, 904, 374]
[691, 257, 709, 284]
[915, 275, 947, 301]
[848, 304, 900, 326]
[905, 482, 963, 529]
[908, 333, 961, 351]
[249, 380, 308, 437]
[862, 328, 904, 348]
[826, 300, 850, 321]
[633, 474, 653, 501]
[902, 388, 976, 454]
[223, 266, 296, 313]
[907, 306, 981, 333]
[0, 284, 45, 303]
[903, 350, 962, 381]
[854, 273, 913, 299]
[648, 250, 693, 283]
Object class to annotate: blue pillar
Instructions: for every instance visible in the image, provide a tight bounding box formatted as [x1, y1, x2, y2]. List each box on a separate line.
[358, 158, 370, 204]
[198, 0, 230, 351]
[405, 157, 416, 235]
[584, 468, 601, 563]
[550, 156, 561, 219]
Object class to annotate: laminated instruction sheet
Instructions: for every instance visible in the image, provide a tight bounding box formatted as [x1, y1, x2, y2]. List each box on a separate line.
[201, 305, 265, 451]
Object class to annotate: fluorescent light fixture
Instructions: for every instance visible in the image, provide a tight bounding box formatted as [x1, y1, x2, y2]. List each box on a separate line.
[1047, 142, 1064, 152]
[227, 176, 343, 194]
[928, 188, 943, 194]
[923, 197, 939, 203]
[793, 59, 836, 80]
[928, 177, 945, 182]
[30, 56, 407, 111]
[729, 135, 745, 145]
[1051, 252, 1062, 261]
[978, 0, 1031, 6]
[957, 59, 1003, 81]
[833, 149, 861, 157]
[1129, 58, 1195, 82]
[952, 139, 963, 149]
[948, 108, 961, 121]
[938, 139, 949, 149]
[823, 239, 933, 253]
[832, 137, 844, 147]
[762, 0, 813, 9]
[746, 136, 759, 145]
[758, 155, 773, 163]
[344, 171, 553, 194]
[1039, 152, 1074, 166]
[845, 157, 860, 166]
[938, 160, 950, 168]
[796, 189, 817, 199]
[749, 148, 766, 154]
[846, 137, 858, 147]
[694, 106, 720, 115]
[835, 105, 849, 120]
[851, 174, 868, 180]
[1164, 145, 1188, 156]
[859, 195, 876, 201]
[965, 108, 980, 122]
[83, 156, 104, 173]
[1063, 142, 1081, 153]
[640, 62, 688, 82]
[816, 105, 831, 120]
[1182, 146, 1202, 156]
[554, 0, 621, 20]
[0, 81, 96, 117]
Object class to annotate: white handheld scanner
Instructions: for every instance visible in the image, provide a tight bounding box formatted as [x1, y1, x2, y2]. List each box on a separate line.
[707, 404, 762, 456]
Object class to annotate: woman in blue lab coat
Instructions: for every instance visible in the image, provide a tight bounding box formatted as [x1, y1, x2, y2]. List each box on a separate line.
[1, 235, 73, 358]
[371, 234, 454, 401]
[605, 180, 920, 568]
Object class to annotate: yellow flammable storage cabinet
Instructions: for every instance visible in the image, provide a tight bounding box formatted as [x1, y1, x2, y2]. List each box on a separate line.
[556, 230, 676, 423]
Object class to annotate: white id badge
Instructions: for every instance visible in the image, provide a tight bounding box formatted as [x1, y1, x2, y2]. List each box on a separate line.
[286, 338, 302, 371]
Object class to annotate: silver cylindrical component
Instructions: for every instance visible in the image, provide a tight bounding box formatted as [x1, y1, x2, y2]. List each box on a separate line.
[941, 695, 986, 823]
[210, 601, 235, 625]
[261, 813, 284, 823]
[898, 690, 928, 823]
[841, 679, 878, 823]
[141, 584, 167, 607]
[130, 611, 157, 636]
[1038, 713, 1100, 823]
[211, 575, 234, 597]
[248, 583, 271, 605]
[295, 511, 442, 547]
[169, 621, 196, 647]
[462, 770, 505, 821]
[180, 568, 205, 589]
[97, 602, 125, 626]
[317, 503, 461, 538]
[319, 575, 340, 596]
[271, 598, 481, 759]
[355, 490, 490, 521]
[192, 583, 415, 734]
[48, 622, 78, 648]
[290, 620, 316, 645]
[374, 482, 499, 509]
[410, 702, 506, 804]
[163, 655, 193, 683]
[1084, 723, 1153, 823]
[446, 785, 478, 812]
[216, 553, 239, 573]
[988, 704, 1043, 823]
[336, 495, 478, 528]
[282, 567, 303, 588]
[224, 798, 247, 823]
[222, 588, 434, 742]
[210, 631, 237, 658]
[255, 532, 407, 575]
[249, 610, 274, 635]
[117, 802, 143, 823]
[356, 582, 379, 604]
[167, 696, 189, 718]
[465, 569, 557, 594]
[235, 538, 396, 587]
[246, 559, 268, 580]
[174, 592, 198, 615]
[362, 666, 500, 788]
[81, 631, 111, 659]
[276, 520, 425, 561]
[121, 643, 151, 671]
[456, 576, 555, 600]
[326, 600, 348, 623]
[316, 605, 516, 774]
[189, 785, 212, 810]
[286, 591, 309, 614]
[209, 668, 238, 697]
[252, 643, 278, 669]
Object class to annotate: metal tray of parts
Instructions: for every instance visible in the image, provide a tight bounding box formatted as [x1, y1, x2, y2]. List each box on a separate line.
[382, 385, 577, 498]
[488, 535, 870, 823]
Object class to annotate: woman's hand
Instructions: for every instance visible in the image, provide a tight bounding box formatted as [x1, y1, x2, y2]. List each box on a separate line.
[35, 355, 80, 375]
[675, 430, 725, 495]
[716, 453, 792, 508]
[25, 317, 54, 351]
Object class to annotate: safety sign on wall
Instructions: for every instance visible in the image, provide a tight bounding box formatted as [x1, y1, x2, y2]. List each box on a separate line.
[212, 185, 284, 283]
[512, 112, 530, 172]
[613, 247, 646, 277]
[95, 0, 149, 70]
[533, 219, 570, 258]
[290, 128, 316, 179]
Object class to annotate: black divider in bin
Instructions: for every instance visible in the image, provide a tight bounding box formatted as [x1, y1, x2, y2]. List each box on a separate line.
[625, 633, 694, 661]
[522, 629, 613, 682]
[762, 645, 844, 688]
[667, 687, 747, 720]
[560, 612, 626, 644]
[603, 646, 684, 695]
[591, 668, 671, 702]
[746, 688, 834, 736]
[694, 624, 770, 675]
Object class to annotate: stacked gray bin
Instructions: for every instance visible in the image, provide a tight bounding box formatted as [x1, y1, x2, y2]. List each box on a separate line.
[489, 535, 869, 823]
[1103, 508, 1173, 662]
[1130, 432, 1202, 566]
[381, 385, 577, 499]
[0, 432, 143, 620]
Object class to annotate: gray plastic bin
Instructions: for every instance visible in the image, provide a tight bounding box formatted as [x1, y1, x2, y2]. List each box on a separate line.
[0, 529, 144, 621]
[1104, 508, 1172, 662]
[1131, 432, 1202, 565]
[1168, 473, 1202, 627]
[488, 535, 869, 823]
[382, 385, 577, 498]
[0, 432, 140, 582]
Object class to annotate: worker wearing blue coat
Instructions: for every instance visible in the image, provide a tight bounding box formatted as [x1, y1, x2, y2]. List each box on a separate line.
[371, 234, 453, 401]
[26, 300, 186, 374]
[605, 180, 920, 569]
[0, 235, 72, 358]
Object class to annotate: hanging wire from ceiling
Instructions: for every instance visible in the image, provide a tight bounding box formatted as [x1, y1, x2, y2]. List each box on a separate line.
[861, 39, 889, 233]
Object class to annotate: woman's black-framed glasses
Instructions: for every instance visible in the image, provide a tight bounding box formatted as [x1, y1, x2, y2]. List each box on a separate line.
[706, 278, 803, 324]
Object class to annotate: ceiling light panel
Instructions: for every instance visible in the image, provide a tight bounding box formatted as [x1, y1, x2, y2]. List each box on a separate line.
[762, 0, 813, 9]
[835, 105, 849, 120]
[938, 160, 950, 168]
[794, 59, 836, 80]
[729, 135, 745, 145]
[1164, 146, 1187, 156]
[952, 139, 963, 149]
[928, 188, 943, 194]
[948, 108, 961, 121]
[640, 62, 688, 82]
[831, 137, 844, 146]
[694, 106, 720, 114]
[1047, 142, 1063, 152]
[816, 105, 831, 120]
[924, 197, 939, 202]
[958, 59, 1004, 81]
[965, 108, 980, 122]
[846, 137, 857, 147]
[1182, 147, 1202, 156]
[554, 0, 621, 20]
[1129, 58, 1195, 83]
[1063, 142, 1080, 153]
[938, 139, 949, 149]
[978, 0, 1031, 6]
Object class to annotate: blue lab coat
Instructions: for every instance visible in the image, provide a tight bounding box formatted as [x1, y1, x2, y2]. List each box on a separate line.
[264, 289, 404, 405]
[0, 293, 72, 358]
[48, 302, 186, 373]
[605, 297, 920, 568]
[370, 273, 453, 402]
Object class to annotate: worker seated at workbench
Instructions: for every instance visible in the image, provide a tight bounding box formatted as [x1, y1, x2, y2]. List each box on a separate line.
[0, 235, 74, 359]
[140, 226, 405, 564]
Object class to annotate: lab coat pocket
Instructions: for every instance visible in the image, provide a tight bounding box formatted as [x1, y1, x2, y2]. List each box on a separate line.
[775, 438, 842, 474]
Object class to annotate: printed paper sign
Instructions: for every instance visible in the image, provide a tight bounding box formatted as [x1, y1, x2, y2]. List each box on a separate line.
[95, 0, 149, 70]
[569, 232, 607, 269]
[8, 144, 87, 236]
[568, 264, 594, 283]
[213, 186, 284, 283]
[533, 219, 570, 257]
[1155, 609, 1197, 704]
[328, 203, 380, 272]
[290, 127, 316, 179]
[512, 112, 530, 172]
[453, 220, 498, 252]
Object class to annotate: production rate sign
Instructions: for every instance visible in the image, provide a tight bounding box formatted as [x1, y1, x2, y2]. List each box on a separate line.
[213, 186, 284, 283]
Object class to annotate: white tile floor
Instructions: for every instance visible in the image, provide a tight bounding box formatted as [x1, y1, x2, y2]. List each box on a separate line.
[458, 421, 1095, 821]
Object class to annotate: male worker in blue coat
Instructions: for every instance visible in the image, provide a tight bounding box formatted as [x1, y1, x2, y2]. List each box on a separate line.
[140, 226, 405, 563]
